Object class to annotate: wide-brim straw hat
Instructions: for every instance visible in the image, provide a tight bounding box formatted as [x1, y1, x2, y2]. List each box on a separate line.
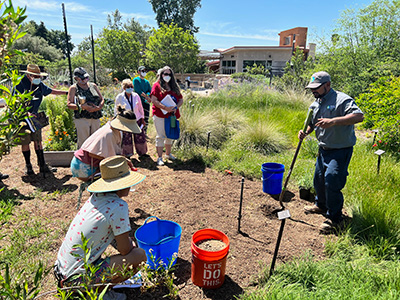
[87, 155, 146, 193]
[22, 64, 48, 76]
[110, 114, 141, 134]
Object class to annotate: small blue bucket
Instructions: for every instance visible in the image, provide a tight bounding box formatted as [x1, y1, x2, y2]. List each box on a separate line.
[261, 163, 285, 195]
[135, 216, 182, 269]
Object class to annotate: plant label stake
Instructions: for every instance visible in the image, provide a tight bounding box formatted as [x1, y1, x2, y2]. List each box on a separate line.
[237, 177, 245, 233]
[374, 149, 385, 174]
[269, 108, 314, 277]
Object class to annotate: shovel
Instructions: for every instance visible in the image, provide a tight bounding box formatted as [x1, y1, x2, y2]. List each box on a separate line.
[269, 108, 314, 276]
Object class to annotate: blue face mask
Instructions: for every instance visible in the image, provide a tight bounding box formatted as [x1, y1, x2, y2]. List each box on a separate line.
[125, 88, 134, 94]
[32, 78, 41, 85]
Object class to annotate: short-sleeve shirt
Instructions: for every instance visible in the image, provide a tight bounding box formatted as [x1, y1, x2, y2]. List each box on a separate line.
[72, 82, 102, 119]
[150, 81, 182, 119]
[55, 193, 131, 278]
[309, 88, 363, 149]
[15, 75, 52, 113]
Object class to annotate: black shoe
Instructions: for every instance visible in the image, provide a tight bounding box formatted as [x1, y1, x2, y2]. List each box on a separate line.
[40, 164, 57, 174]
[25, 164, 34, 175]
[0, 173, 9, 180]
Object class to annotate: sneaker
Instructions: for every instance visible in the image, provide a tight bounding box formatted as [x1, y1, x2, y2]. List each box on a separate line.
[166, 154, 176, 161]
[157, 157, 164, 166]
[304, 204, 326, 215]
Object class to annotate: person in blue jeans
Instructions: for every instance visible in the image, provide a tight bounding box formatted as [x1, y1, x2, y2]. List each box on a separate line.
[298, 71, 364, 232]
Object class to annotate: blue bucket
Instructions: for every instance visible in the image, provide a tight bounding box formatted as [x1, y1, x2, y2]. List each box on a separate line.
[135, 216, 182, 269]
[261, 163, 285, 195]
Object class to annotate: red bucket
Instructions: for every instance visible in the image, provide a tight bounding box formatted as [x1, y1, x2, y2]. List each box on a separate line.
[191, 229, 230, 289]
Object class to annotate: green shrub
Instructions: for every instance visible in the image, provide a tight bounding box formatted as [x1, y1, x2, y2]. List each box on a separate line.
[357, 76, 400, 154]
[42, 97, 76, 151]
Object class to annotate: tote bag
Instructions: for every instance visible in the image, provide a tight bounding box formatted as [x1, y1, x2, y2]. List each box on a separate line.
[165, 115, 180, 140]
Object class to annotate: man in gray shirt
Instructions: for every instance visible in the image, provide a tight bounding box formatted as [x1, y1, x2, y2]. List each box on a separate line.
[298, 71, 364, 232]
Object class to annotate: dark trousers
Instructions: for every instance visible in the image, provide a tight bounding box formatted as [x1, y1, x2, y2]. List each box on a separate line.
[314, 147, 353, 222]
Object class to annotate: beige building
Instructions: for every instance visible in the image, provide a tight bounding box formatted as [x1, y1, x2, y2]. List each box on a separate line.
[203, 27, 315, 75]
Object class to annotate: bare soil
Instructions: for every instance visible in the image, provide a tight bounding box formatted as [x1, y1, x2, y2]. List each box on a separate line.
[0, 139, 333, 299]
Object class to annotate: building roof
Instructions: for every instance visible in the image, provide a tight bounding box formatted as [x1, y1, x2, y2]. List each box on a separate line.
[219, 46, 293, 55]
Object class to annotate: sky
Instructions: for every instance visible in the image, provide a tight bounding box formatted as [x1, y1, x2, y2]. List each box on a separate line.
[12, 0, 373, 51]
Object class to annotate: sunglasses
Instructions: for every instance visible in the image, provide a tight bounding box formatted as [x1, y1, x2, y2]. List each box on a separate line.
[126, 85, 134, 88]
[163, 73, 171, 76]
[30, 75, 41, 79]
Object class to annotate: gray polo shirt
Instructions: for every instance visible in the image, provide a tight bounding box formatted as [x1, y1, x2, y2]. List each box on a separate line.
[309, 88, 363, 149]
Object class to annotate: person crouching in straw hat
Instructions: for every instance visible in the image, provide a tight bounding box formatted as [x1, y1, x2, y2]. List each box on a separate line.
[15, 64, 68, 176]
[70, 107, 141, 182]
[54, 155, 147, 288]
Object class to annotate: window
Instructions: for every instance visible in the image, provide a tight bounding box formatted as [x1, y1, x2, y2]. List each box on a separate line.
[284, 36, 291, 45]
[221, 60, 236, 74]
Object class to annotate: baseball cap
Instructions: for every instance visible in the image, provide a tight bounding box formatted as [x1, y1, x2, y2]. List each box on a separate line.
[73, 67, 89, 80]
[305, 71, 331, 89]
[138, 66, 146, 72]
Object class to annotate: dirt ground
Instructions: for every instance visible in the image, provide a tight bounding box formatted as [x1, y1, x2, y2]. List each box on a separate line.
[0, 139, 332, 299]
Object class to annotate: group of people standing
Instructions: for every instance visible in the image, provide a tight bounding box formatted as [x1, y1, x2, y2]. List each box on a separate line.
[11, 63, 183, 181]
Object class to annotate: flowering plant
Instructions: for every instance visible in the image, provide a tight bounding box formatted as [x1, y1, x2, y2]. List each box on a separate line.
[43, 97, 77, 151]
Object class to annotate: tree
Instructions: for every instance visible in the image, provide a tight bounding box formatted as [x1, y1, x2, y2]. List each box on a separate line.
[148, 0, 201, 34]
[107, 9, 152, 51]
[315, 0, 400, 97]
[145, 23, 199, 76]
[0, 0, 32, 160]
[96, 28, 141, 74]
[12, 34, 63, 62]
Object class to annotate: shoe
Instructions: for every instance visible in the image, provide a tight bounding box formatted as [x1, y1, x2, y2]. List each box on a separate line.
[166, 154, 176, 161]
[0, 173, 9, 180]
[320, 219, 348, 233]
[304, 204, 326, 215]
[25, 164, 34, 175]
[40, 164, 57, 174]
[157, 157, 164, 166]
[102, 290, 126, 300]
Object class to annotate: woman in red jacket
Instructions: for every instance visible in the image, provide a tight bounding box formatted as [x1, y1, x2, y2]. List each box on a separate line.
[150, 66, 183, 166]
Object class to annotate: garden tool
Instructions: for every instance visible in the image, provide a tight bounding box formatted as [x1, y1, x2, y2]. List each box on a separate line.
[269, 108, 314, 276]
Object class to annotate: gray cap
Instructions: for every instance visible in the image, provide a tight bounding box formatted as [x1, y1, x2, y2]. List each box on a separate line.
[73, 67, 89, 80]
[138, 66, 146, 72]
[305, 71, 331, 89]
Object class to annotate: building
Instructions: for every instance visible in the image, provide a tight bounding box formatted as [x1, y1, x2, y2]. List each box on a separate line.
[202, 27, 316, 75]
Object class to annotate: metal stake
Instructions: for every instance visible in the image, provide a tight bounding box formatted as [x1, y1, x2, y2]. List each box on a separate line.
[374, 149, 385, 174]
[206, 131, 211, 151]
[237, 177, 245, 233]
[90, 25, 97, 84]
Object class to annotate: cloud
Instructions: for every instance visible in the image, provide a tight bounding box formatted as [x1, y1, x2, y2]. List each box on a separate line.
[198, 31, 279, 41]
[13, 0, 90, 13]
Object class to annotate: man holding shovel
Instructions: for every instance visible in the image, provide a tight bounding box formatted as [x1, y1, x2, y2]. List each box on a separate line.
[298, 71, 364, 232]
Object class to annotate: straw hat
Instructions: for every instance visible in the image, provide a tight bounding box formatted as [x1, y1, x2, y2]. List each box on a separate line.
[110, 114, 141, 134]
[22, 64, 48, 76]
[87, 155, 146, 193]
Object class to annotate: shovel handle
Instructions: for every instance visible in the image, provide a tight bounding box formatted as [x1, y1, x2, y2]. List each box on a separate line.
[303, 108, 314, 132]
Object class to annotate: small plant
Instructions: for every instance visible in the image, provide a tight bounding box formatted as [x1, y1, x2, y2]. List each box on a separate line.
[139, 249, 179, 299]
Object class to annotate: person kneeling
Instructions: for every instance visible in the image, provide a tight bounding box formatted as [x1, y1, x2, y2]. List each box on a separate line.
[54, 155, 147, 288]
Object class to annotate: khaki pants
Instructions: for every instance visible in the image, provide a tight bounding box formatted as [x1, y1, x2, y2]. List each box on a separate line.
[74, 118, 101, 148]
[153, 115, 173, 148]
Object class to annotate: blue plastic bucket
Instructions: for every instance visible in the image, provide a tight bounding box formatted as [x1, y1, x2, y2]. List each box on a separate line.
[135, 216, 182, 269]
[261, 163, 285, 195]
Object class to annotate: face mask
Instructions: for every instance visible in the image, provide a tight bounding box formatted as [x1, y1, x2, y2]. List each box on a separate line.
[32, 78, 41, 85]
[141, 72, 147, 77]
[125, 88, 134, 94]
[163, 75, 171, 83]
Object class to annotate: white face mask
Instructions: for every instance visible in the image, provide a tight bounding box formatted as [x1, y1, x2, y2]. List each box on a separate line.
[32, 78, 41, 85]
[125, 88, 134, 94]
[141, 72, 147, 77]
[163, 75, 171, 83]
